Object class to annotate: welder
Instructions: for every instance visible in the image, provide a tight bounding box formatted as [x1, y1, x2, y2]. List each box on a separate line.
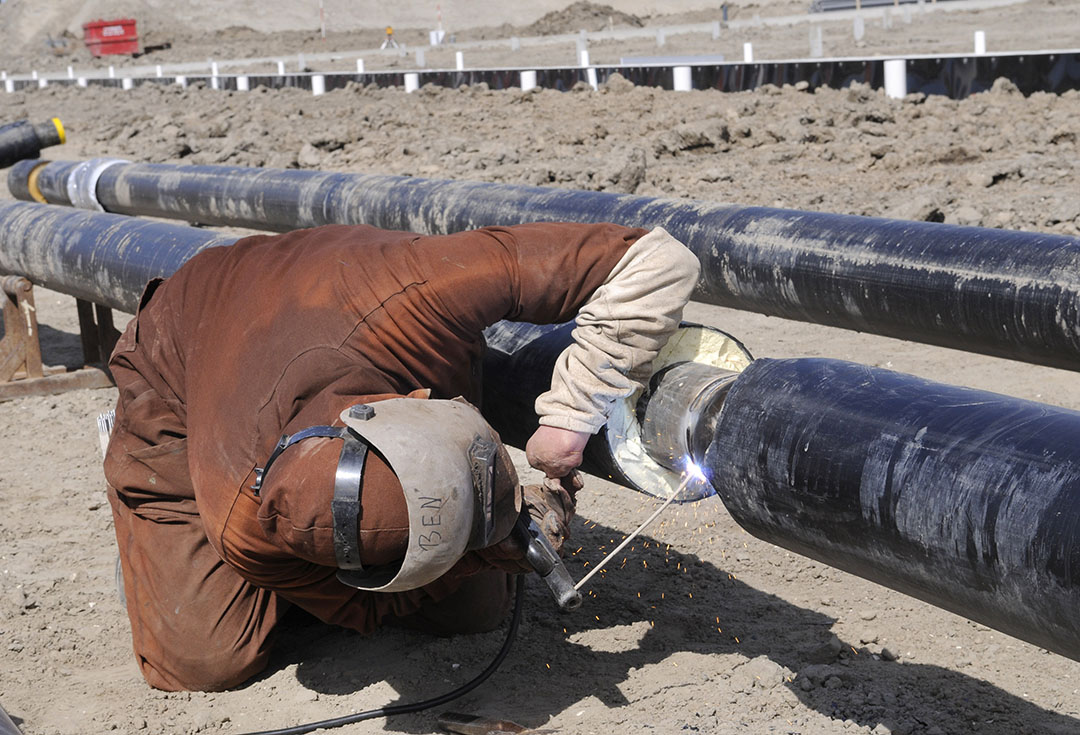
[103, 221, 699, 691]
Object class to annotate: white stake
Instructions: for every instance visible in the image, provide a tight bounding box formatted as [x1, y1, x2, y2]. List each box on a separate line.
[884, 58, 907, 98]
[743, 42, 753, 62]
[455, 51, 464, 70]
[974, 30, 987, 55]
[520, 70, 537, 91]
[673, 65, 692, 92]
[356, 58, 365, 74]
[312, 74, 326, 96]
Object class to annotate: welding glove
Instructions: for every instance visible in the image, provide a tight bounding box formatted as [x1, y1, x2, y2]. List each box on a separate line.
[476, 470, 582, 574]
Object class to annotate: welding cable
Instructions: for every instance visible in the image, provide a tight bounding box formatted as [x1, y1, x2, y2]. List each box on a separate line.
[236, 574, 526, 735]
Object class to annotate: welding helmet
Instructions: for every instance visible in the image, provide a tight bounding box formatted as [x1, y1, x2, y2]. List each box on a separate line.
[333, 397, 521, 592]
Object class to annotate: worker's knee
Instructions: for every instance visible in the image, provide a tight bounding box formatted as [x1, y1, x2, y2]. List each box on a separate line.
[136, 646, 270, 692]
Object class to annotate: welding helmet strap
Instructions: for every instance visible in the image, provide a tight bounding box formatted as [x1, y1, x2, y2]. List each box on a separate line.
[332, 431, 369, 570]
[251, 424, 371, 571]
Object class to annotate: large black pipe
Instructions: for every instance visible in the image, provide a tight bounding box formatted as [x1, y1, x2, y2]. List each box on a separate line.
[707, 357, 1080, 662]
[0, 119, 64, 170]
[0, 200, 236, 311]
[3, 199, 1079, 660]
[10, 160, 1080, 371]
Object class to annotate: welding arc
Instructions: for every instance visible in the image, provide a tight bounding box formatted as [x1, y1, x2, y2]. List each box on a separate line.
[574, 482, 684, 591]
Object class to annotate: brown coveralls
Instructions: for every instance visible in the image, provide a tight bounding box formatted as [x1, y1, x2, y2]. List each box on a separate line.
[104, 222, 643, 691]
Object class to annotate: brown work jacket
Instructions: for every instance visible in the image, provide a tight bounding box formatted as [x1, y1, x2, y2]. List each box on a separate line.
[108, 222, 643, 630]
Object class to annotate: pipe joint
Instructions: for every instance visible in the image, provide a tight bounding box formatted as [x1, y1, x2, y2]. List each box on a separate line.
[66, 157, 129, 212]
[637, 361, 740, 476]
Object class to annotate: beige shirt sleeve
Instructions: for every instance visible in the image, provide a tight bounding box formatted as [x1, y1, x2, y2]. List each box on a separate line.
[534, 227, 701, 434]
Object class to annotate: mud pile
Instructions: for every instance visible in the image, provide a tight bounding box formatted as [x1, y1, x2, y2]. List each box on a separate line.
[522, 2, 645, 35]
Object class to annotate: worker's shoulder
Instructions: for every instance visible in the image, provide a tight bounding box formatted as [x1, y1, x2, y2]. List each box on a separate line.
[236, 223, 417, 251]
[177, 224, 416, 271]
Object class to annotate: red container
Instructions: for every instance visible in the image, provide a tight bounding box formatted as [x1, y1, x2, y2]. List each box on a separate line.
[83, 19, 139, 57]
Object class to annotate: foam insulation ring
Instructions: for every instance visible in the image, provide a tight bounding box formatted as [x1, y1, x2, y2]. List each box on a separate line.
[24, 161, 49, 204]
[603, 324, 752, 501]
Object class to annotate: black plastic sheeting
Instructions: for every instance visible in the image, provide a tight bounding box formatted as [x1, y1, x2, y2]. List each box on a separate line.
[5, 51, 1078, 100]
[709, 357, 1080, 662]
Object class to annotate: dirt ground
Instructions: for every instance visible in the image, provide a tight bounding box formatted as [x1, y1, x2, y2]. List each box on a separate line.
[2, 2, 1080, 734]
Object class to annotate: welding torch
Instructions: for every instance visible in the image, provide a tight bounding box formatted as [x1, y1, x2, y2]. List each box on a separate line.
[510, 512, 583, 611]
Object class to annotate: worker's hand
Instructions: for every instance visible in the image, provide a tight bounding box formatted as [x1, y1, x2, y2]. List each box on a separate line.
[476, 476, 579, 574]
[526, 473, 578, 554]
[526, 425, 590, 478]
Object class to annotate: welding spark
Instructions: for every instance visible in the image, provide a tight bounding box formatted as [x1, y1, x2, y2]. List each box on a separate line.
[573, 460, 703, 591]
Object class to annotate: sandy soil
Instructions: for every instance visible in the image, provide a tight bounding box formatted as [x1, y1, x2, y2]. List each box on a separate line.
[2, 5, 1080, 735]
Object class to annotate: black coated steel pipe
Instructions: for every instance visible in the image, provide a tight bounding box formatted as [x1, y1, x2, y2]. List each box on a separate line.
[707, 357, 1080, 662]
[10, 160, 1080, 371]
[0, 201, 236, 311]
[0, 701, 19, 735]
[483, 320, 751, 501]
[0, 119, 65, 170]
